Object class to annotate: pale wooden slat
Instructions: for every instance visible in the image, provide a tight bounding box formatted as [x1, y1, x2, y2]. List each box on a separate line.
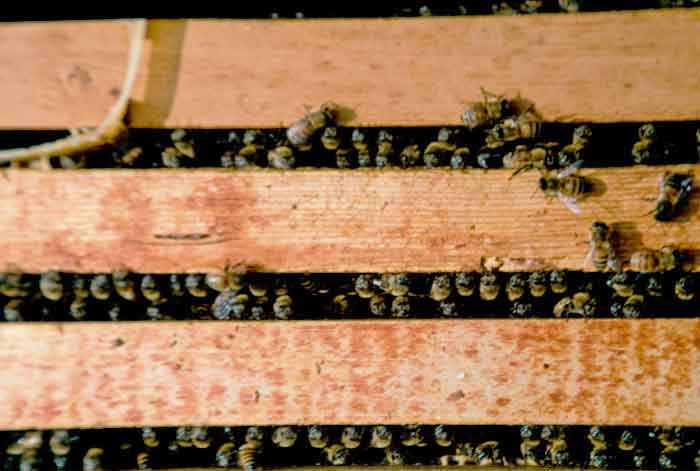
[0, 165, 698, 274]
[0, 319, 698, 429]
[2, 11, 700, 129]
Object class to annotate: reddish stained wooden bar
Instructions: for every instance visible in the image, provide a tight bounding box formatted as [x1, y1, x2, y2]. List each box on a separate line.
[0, 319, 698, 429]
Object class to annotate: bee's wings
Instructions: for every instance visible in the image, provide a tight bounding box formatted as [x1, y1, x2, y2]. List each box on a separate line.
[557, 160, 584, 178]
[680, 175, 694, 198]
[558, 192, 581, 214]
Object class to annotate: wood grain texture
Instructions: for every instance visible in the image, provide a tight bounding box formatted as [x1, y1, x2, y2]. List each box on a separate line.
[2, 10, 700, 129]
[131, 468, 605, 471]
[0, 165, 698, 274]
[0, 319, 698, 429]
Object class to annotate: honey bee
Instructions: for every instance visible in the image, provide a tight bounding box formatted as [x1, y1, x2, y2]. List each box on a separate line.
[440, 443, 475, 466]
[401, 425, 428, 447]
[335, 147, 354, 169]
[171, 129, 195, 158]
[559, 0, 582, 11]
[646, 274, 664, 298]
[510, 301, 534, 318]
[215, 443, 236, 468]
[450, 146, 472, 169]
[369, 294, 388, 317]
[559, 125, 592, 167]
[652, 173, 693, 221]
[204, 273, 228, 292]
[331, 294, 351, 317]
[71, 275, 90, 300]
[376, 130, 395, 168]
[539, 160, 589, 214]
[423, 130, 457, 168]
[190, 427, 211, 449]
[49, 430, 72, 456]
[185, 274, 209, 298]
[161, 147, 191, 168]
[287, 103, 338, 150]
[456, 272, 476, 297]
[298, 275, 329, 295]
[430, 274, 452, 302]
[321, 126, 341, 151]
[554, 291, 598, 318]
[90, 274, 113, 301]
[112, 144, 144, 167]
[168, 274, 186, 298]
[546, 438, 571, 466]
[506, 273, 526, 301]
[480, 272, 500, 301]
[588, 426, 609, 450]
[549, 271, 568, 294]
[370, 426, 393, 449]
[273, 294, 294, 320]
[238, 429, 263, 471]
[18, 450, 41, 471]
[142, 427, 160, 448]
[212, 290, 248, 320]
[323, 444, 349, 465]
[69, 298, 88, 320]
[586, 221, 619, 272]
[475, 441, 502, 466]
[440, 300, 459, 317]
[40, 271, 64, 301]
[355, 274, 377, 298]
[675, 275, 695, 300]
[250, 296, 268, 320]
[628, 246, 680, 272]
[351, 129, 369, 153]
[0, 273, 31, 298]
[141, 275, 166, 304]
[399, 144, 421, 168]
[272, 426, 298, 448]
[307, 426, 329, 449]
[588, 448, 609, 468]
[618, 430, 637, 452]
[491, 111, 541, 143]
[462, 89, 509, 129]
[383, 447, 405, 465]
[234, 145, 262, 168]
[528, 271, 547, 298]
[375, 273, 410, 297]
[518, 426, 543, 466]
[146, 304, 173, 321]
[434, 425, 454, 448]
[248, 277, 269, 297]
[341, 426, 364, 449]
[113, 271, 137, 301]
[268, 145, 296, 169]
[83, 448, 104, 471]
[631, 123, 659, 164]
[136, 451, 151, 470]
[621, 294, 645, 318]
[607, 272, 635, 297]
[357, 151, 373, 167]
[4, 299, 24, 322]
[391, 295, 411, 318]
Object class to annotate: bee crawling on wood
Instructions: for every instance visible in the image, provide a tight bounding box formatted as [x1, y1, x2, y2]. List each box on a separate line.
[286, 102, 339, 151]
[651, 172, 693, 221]
[461, 89, 511, 130]
[538, 160, 589, 214]
[504, 142, 558, 176]
[586, 222, 619, 272]
[628, 246, 681, 273]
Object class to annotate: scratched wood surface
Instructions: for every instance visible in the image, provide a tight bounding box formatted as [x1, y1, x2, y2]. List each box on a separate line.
[2, 10, 700, 129]
[0, 165, 698, 273]
[0, 319, 698, 429]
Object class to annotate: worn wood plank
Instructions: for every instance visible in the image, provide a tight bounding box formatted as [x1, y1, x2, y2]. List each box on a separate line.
[0, 165, 698, 274]
[2, 10, 700, 129]
[0, 319, 698, 429]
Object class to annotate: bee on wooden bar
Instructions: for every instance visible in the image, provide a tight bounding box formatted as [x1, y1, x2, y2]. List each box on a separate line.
[480, 271, 501, 301]
[5, 299, 27, 321]
[71, 275, 90, 300]
[383, 447, 406, 465]
[475, 441, 502, 466]
[546, 438, 571, 466]
[273, 294, 294, 320]
[634, 449, 650, 469]
[161, 147, 189, 168]
[375, 273, 411, 297]
[321, 126, 341, 151]
[646, 274, 664, 297]
[369, 294, 388, 317]
[136, 451, 151, 470]
[146, 304, 173, 321]
[652, 173, 693, 221]
[423, 129, 456, 168]
[141, 275, 166, 304]
[268, 145, 296, 169]
[185, 274, 209, 298]
[456, 272, 477, 297]
[430, 274, 453, 302]
[462, 89, 509, 130]
[559, 0, 582, 11]
[549, 271, 568, 294]
[401, 425, 428, 447]
[0, 273, 31, 298]
[212, 290, 248, 320]
[204, 273, 228, 292]
[629, 246, 681, 273]
[607, 272, 635, 297]
[376, 130, 395, 168]
[528, 271, 547, 298]
[355, 274, 377, 299]
[330, 294, 351, 317]
[492, 111, 541, 143]
[618, 430, 638, 452]
[234, 145, 261, 169]
[621, 294, 645, 318]
[506, 273, 527, 301]
[272, 426, 298, 448]
[90, 274, 113, 301]
[40, 271, 64, 301]
[370, 426, 393, 449]
[518, 426, 543, 466]
[440, 299, 459, 317]
[171, 129, 195, 158]
[351, 129, 369, 153]
[559, 125, 593, 167]
[250, 296, 268, 320]
[113, 271, 137, 301]
[451, 146, 472, 169]
[335, 147, 354, 169]
[632, 123, 659, 164]
[307, 426, 330, 449]
[287, 103, 338, 150]
[440, 443, 475, 466]
[49, 430, 72, 457]
[391, 295, 411, 318]
[69, 298, 88, 321]
[553, 291, 597, 318]
[83, 448, 104, 471]
[399, 143, 421, 168]
[586, 221, 619, 272]
[323, 444, 350, 465]
[142, 427, 160, 448]
[341, 426, 365, 449]
[539, 160, 589, 214]
[506, 142, 559, 177]
[675, 275, 695, 300]
[298, 275, 329, 295]
[588, 426, 609, 450]
[167, 274, 186, 298]
[113, 145, 144, 167]
[357, 151, 373, 167]
[248, 277, 269, 298]
[434, 425, 454, 448]
[238, 427, 264, 471]
[191, 427, 212, 449]
[510, 301, 534, 318]
[215, 443, 236, 468]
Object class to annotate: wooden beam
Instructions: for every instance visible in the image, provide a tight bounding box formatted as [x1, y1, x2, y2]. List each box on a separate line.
[2, 11, 700, 129]
[0, 165, 698, 274]
[0, 319, 698, 429]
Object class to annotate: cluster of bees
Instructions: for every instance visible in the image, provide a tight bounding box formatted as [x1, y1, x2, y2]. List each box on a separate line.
[0, 268, 698, 322]
[2, 425, 697, 470]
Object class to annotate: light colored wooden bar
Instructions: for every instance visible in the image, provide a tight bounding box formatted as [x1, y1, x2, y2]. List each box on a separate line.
[0, 319, 698, 429]
[0, 165, 698, 274]
[149, 468, 607, 471]
[2, 10, 700, 129]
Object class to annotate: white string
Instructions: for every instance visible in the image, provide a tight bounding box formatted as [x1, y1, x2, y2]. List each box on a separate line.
[0, 19, 147, 164]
